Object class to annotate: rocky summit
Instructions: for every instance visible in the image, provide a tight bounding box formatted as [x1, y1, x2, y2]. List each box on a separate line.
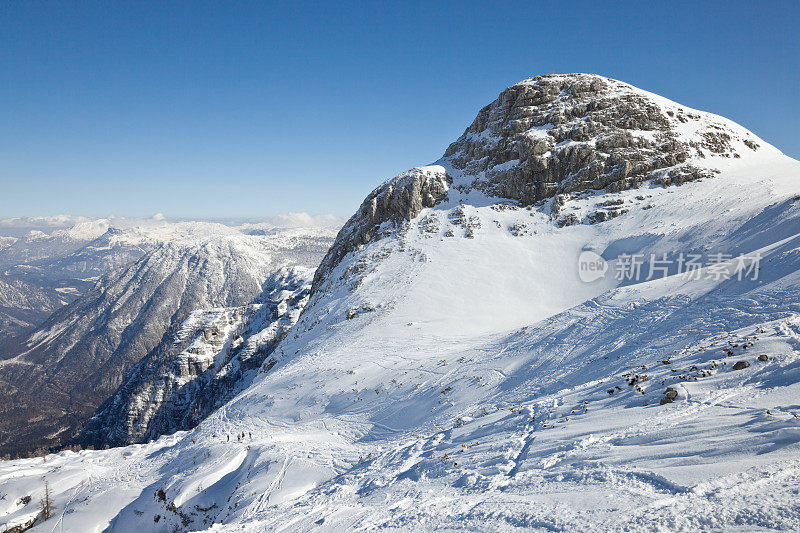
[314, 73, 764, 289]
[443, 73, 756, 201]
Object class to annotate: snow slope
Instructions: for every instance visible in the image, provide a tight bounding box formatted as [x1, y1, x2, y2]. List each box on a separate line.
[2, 74, 800, 532]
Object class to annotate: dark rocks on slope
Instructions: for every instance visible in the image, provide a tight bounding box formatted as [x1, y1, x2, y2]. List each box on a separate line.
[660, 388, 679, 405]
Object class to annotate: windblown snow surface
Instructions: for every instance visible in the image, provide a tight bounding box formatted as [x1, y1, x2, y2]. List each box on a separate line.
[3, 79, 800, 532]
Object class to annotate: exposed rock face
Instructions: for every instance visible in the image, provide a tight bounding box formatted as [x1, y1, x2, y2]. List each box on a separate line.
[312, 166, 449, 289]
[76, 268, 312, 447]
[312, 73, 764, 290]
[443, 73, 757, 202]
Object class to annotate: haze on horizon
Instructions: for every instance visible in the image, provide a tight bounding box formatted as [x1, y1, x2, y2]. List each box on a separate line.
[1, 0, 798, 219]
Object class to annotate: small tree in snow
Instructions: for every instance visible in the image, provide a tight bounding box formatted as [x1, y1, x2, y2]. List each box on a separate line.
[39, 480, 54, 520]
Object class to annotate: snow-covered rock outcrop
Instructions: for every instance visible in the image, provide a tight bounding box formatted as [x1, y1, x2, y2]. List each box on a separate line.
[315, 74, 766, 285]
[313, 166, 449, 289]
[443, 73, 761, 201]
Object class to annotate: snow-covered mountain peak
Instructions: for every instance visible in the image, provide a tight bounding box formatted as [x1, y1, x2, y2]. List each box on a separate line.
[314, 74, 787, 290]
[2, 77, 800, 532]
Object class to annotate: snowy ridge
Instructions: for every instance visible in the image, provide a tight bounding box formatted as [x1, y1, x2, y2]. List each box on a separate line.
[1, 74, 800, 531]
[0, 274, 65, 349]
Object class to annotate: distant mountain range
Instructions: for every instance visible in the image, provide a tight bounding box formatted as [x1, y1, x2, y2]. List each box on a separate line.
[0, 217, 338, 457]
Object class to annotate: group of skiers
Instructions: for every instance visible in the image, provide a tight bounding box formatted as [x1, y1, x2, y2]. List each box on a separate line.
[226, 432, 251, 442]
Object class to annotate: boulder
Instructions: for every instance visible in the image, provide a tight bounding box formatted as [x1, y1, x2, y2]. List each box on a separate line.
[662, 388, 680, 404]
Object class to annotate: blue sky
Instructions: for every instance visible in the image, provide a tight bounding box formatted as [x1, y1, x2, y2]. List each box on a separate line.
[1, 1, 798, 218]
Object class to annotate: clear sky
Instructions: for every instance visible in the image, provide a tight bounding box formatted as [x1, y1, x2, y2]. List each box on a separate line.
[1, 1, 798, 219]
